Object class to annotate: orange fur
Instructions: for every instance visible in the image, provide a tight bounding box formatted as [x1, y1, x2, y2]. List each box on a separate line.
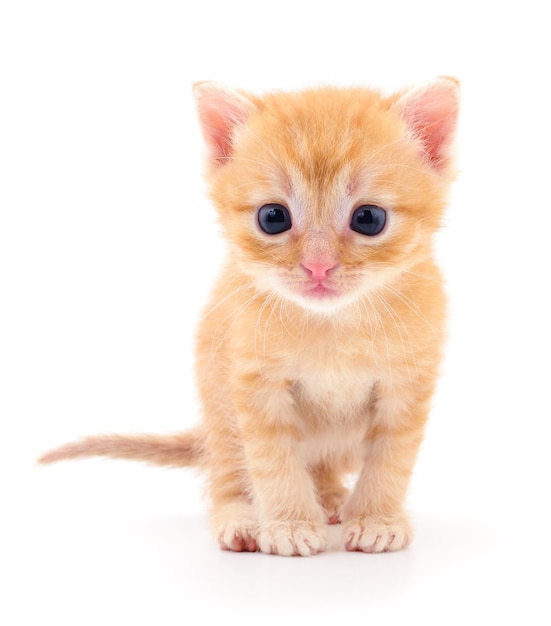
[39, 78, 459, 556]
[38, 432, 203, 468]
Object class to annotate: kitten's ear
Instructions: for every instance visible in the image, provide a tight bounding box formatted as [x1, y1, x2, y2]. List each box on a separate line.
[394, 76, 459, 173]
[193, 82, 257, 164]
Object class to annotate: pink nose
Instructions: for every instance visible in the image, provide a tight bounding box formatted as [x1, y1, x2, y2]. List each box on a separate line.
[301, 261, 337, 281]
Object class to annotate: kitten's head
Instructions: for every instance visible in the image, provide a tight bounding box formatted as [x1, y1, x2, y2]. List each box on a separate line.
[194, 79, 459, 313]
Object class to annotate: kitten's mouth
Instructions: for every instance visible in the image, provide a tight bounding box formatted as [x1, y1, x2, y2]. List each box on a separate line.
[302, 282, 340, 299]
[278, 277, 357, 312]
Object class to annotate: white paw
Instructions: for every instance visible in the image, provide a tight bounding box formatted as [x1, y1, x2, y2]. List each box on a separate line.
[343, 516, 411, 553]
[257, 521, 328, 556]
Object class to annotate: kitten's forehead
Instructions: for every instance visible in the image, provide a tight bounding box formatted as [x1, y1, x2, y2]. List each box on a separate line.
[237, 89, 403, 227]
[277, 162, 397, 232]
[287, 164, 354, 230]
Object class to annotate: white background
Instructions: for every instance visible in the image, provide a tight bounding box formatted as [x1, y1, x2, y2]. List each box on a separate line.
[2, 1, 550, 624]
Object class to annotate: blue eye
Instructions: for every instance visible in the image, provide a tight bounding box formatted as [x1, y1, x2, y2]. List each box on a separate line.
[257, 204, 292, 235]
[350, 205, 387, 236]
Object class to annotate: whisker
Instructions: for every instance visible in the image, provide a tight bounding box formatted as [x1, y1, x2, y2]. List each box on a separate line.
[374, 290, 418, 379]
[384, 281, 441, 339]
[255, 293, 276, 377]
[210, 290, 262, 362]
[203, 283, 252, 319]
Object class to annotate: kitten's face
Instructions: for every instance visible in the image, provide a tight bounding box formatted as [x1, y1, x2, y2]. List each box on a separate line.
[201, 85, 456, 313]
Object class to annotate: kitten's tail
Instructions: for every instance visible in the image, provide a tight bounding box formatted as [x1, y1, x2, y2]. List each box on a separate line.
[38, 430, 204, 468]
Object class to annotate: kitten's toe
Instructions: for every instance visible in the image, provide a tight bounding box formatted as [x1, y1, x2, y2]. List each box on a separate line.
[342, 516, 411, 553]
[219, 526, 258, 552]
[257, 521, 328, 557]
[319, 487, 349, 525]
[211, 500, 258, 552]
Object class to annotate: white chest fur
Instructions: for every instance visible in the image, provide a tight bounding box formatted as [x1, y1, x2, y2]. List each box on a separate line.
[293, 355, 377, 419]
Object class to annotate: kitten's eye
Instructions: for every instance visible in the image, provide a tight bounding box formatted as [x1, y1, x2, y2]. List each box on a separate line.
[257, 204, 292, 235]
[350, 205, 387, 236]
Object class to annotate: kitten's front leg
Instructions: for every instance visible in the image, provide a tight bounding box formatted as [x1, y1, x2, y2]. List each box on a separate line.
[234, 374, 328, 557]
[342, 391, 429, 553]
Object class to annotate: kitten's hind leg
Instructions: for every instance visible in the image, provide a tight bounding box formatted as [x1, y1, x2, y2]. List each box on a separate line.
[211, 497, 258, 552]
[312, 465, 350, 525]
[206, 447, 259, 552]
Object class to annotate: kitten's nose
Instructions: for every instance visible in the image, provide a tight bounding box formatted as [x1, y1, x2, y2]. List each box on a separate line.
[301, 261, 337, 281]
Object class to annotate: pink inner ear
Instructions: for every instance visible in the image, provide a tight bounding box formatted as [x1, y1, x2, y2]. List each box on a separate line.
[398, 78, 459, 171]
[193, 83, 257, 163]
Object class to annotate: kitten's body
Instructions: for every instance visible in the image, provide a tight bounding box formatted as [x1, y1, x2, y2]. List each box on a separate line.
[40, 79, 459, 556]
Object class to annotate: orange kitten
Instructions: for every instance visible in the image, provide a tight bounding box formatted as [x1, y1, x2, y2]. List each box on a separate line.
[40, 78, 459, 556]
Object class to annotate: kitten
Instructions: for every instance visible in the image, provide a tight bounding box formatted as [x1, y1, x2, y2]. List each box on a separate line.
[40, 78, 459, 556]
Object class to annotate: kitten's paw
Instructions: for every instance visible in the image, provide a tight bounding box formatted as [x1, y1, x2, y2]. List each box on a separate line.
[219, 522, 258, 552]
[319, 487, 349, 525]
[257, 521, 328, 557]
[211, 500, 258, 552]
[343, 516, 411, 553]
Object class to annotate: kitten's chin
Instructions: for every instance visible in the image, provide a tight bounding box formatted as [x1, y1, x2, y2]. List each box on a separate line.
[253, 275, 363, 314]
[282, 287, 360, 314]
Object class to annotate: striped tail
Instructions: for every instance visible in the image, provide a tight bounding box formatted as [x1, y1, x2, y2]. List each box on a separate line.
[38, 430, 204, 468]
